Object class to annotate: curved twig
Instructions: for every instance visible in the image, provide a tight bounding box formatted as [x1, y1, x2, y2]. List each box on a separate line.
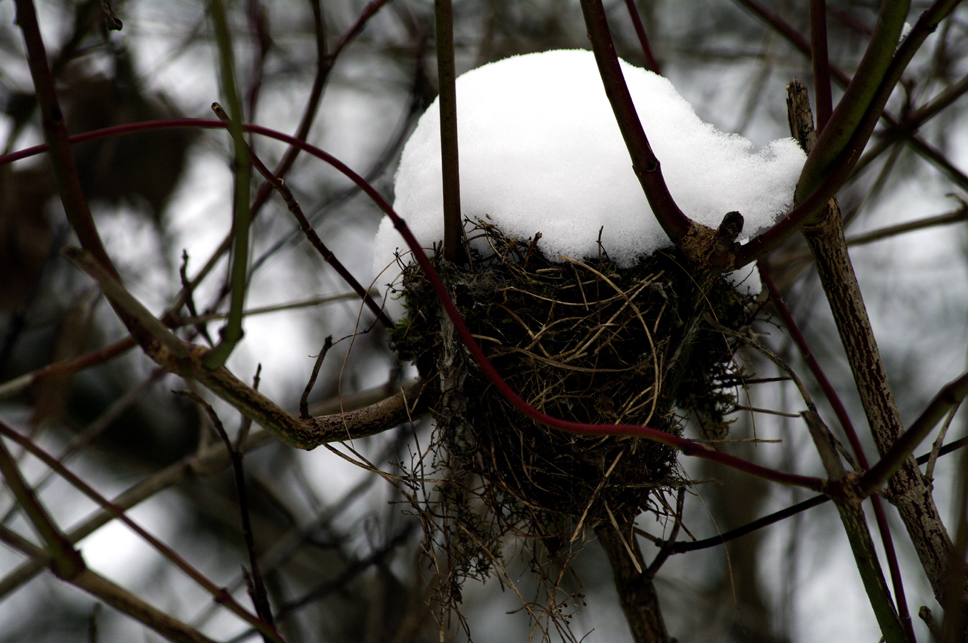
[578, 0, 701, 257]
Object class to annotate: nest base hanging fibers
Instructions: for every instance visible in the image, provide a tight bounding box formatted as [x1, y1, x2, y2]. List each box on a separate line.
[392, 220, 759, 537]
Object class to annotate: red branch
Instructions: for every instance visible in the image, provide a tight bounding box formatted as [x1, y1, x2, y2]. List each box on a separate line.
[578, 0, 693, 245]
[624, 0, 660, 74]
[809, 0, 832, 131]
[1, 119, 828, 491]
[759, 262, 913, 637]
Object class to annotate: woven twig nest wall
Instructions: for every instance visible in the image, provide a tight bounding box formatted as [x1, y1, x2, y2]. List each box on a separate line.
[391, 221, 758, 546]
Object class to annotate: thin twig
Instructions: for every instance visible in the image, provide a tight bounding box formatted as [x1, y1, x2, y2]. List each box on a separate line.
[733, 0, 963, 266]
[672, 436, 968, 554]
[13, 0, 119, 281]
[179, 251, 215, 346]
[861, 369, 968, 495]
[0, 427, 85, 580]
[205, 0, 253, 369]
[210, 103, 393, 329]
[178, 293, 371, 325]
[244, 0, 272, 119]
[729, 405, 800, 418]
[300, 336, 333, 418]
[624, 0, 660, 74]
[274, 521, 418, 618]
[0, 293, 361, 399]
[0, 336, 136, 398]
[774, 204, 968, 264]
[176, 392, 279, 637]
[925, 406, 960, 482]
[0, 524, 218, 643]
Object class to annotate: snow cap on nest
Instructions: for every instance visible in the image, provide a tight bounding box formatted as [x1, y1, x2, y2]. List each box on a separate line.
[373, 49, 804, 310]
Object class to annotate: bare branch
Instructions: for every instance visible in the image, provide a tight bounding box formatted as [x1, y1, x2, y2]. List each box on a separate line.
[210, 103, 393, 329]
[63, 246, 429, 449]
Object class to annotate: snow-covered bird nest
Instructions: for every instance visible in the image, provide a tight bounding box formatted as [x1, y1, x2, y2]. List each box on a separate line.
[392, 220, 758, 548]
[376, 48, 795, 622]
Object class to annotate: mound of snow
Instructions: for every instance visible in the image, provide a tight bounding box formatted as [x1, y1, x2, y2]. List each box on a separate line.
[373, 49, 804, 313]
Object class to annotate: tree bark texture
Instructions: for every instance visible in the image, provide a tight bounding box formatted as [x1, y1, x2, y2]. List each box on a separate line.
[802, 207, 956, 607]
[787, 79, 959, 610]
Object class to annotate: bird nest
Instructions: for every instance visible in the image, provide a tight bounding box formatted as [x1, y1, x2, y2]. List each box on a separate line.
[391, 221, 758, 547]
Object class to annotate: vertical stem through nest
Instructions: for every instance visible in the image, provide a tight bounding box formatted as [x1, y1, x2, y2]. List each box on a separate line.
[434, 0, 463, 264]
[596, 526, 669, 643]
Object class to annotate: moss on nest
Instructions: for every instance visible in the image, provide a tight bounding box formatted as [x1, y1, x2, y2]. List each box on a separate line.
[392, 221, 757, 540]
